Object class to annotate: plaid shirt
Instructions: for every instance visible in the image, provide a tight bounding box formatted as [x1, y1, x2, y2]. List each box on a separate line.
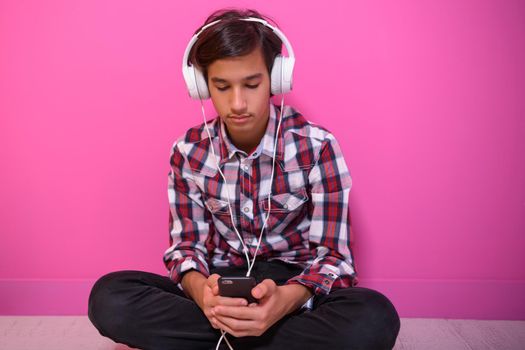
[163, 104, 358, 295]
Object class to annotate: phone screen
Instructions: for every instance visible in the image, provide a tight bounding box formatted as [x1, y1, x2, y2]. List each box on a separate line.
[218, 276, 258, 304]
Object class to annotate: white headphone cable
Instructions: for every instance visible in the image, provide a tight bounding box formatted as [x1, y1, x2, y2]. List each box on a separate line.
[198, 53, 285, 350]
[246, 54, 286, 276]
[201, 100, 251, 265]
[199, 95, 284, 276]
[201, 95, 284, 350]
[246, 95, 284, 276]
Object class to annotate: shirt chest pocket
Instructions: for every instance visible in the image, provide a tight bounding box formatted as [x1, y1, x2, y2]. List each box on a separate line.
[259, 188, 309, 232]
[205, 197, 231, 217]
[261, 189, 309, 212]
[204, 196, 242, 242]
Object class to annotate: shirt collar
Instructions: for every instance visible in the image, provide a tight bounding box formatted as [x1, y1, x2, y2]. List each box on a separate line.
[218, 103, 284, 165]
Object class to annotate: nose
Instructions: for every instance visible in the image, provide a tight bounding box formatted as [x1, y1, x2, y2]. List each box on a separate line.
[230, 86, 247, 114]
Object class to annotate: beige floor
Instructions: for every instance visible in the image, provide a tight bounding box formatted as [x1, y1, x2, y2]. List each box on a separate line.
[0, 316, 524, 349]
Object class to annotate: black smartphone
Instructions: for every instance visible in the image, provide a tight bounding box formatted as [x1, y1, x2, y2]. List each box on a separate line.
[218, 276, 258, 304]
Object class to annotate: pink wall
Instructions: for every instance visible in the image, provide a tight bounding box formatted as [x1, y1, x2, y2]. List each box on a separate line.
[1, 0, 524, 319]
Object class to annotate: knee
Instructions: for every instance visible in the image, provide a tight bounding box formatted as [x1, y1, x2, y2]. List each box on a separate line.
[336, 287, 401, 349]
[88, 271, 137, 337]
[360, 288, 400, 347]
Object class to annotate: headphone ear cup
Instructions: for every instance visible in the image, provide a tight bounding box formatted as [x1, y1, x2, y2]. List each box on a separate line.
[182, 65, 197, 99]
[194, 67, 210, 99]
[270, 55, 284, 95]
[271, 55, 295, 95]
[183, 64, 210, 99]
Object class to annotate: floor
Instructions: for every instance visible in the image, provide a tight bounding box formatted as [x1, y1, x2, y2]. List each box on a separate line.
[0, 316, 524, 349]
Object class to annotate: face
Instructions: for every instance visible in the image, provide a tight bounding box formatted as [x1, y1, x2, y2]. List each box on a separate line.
[207, 47, 271, 152]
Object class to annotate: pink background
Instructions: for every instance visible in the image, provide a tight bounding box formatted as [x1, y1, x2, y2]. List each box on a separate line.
[1, 0, 524, 319]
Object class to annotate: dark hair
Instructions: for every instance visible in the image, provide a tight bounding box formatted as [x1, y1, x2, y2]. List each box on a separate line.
[189, 8, 282, 83]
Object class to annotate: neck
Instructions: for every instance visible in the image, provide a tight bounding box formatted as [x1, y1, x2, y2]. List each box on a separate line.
[225, 111, 270, 154]
[227, 128, 265, 154]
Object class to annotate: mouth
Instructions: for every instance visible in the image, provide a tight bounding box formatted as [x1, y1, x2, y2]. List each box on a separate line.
[228, 114, 252, 124]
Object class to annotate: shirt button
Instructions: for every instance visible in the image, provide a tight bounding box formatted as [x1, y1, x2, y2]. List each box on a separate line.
[323, 280, 330, 285]
[283, 204, 288, 209]
[244, 165, 249, 171]
[243, 207, 250, 213]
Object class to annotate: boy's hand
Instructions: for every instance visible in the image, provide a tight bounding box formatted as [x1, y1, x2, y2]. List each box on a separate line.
[201, 274, 249, 329]
[181, 272, 248, 329]
[210, 280, 312, 337]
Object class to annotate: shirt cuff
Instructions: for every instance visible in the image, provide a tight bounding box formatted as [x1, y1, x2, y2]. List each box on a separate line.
[169, 256, 210, 285]
[286, 271, 339, 295]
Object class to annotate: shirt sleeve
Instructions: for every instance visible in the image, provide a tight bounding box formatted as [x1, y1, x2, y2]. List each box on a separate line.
[286, 133, 358, 295]
[163, 139, 211, 285]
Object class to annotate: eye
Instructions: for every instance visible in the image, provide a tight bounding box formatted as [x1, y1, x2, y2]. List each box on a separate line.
[246, 84, 260, 89]
[216, 86, 229, 91]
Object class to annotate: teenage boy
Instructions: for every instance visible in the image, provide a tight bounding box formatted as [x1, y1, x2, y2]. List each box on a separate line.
[88, 8, 400, 350]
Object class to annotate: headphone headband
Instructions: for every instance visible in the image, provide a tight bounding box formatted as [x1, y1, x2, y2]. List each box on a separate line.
[182, 16, 295, 99]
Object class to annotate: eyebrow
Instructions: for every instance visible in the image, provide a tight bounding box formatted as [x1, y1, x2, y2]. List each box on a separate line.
[210, 73, 263, 84]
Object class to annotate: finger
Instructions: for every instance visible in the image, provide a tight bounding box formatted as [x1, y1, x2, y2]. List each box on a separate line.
[213, 315, 257, 336]
[214, 295, 248, 307]
[252, 279, 277, 299]
[209, 318, 220, 329]
[207, 274, 221, 288]
[211, 284, 219, 296]
[213, 305, 258, 320]
[213, 317, 247, 338]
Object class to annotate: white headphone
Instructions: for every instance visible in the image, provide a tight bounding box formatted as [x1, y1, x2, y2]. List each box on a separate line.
[182, 17, 295, 99]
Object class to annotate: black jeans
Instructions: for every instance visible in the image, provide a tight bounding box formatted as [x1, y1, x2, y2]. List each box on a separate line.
[88, 261, 400, 350]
